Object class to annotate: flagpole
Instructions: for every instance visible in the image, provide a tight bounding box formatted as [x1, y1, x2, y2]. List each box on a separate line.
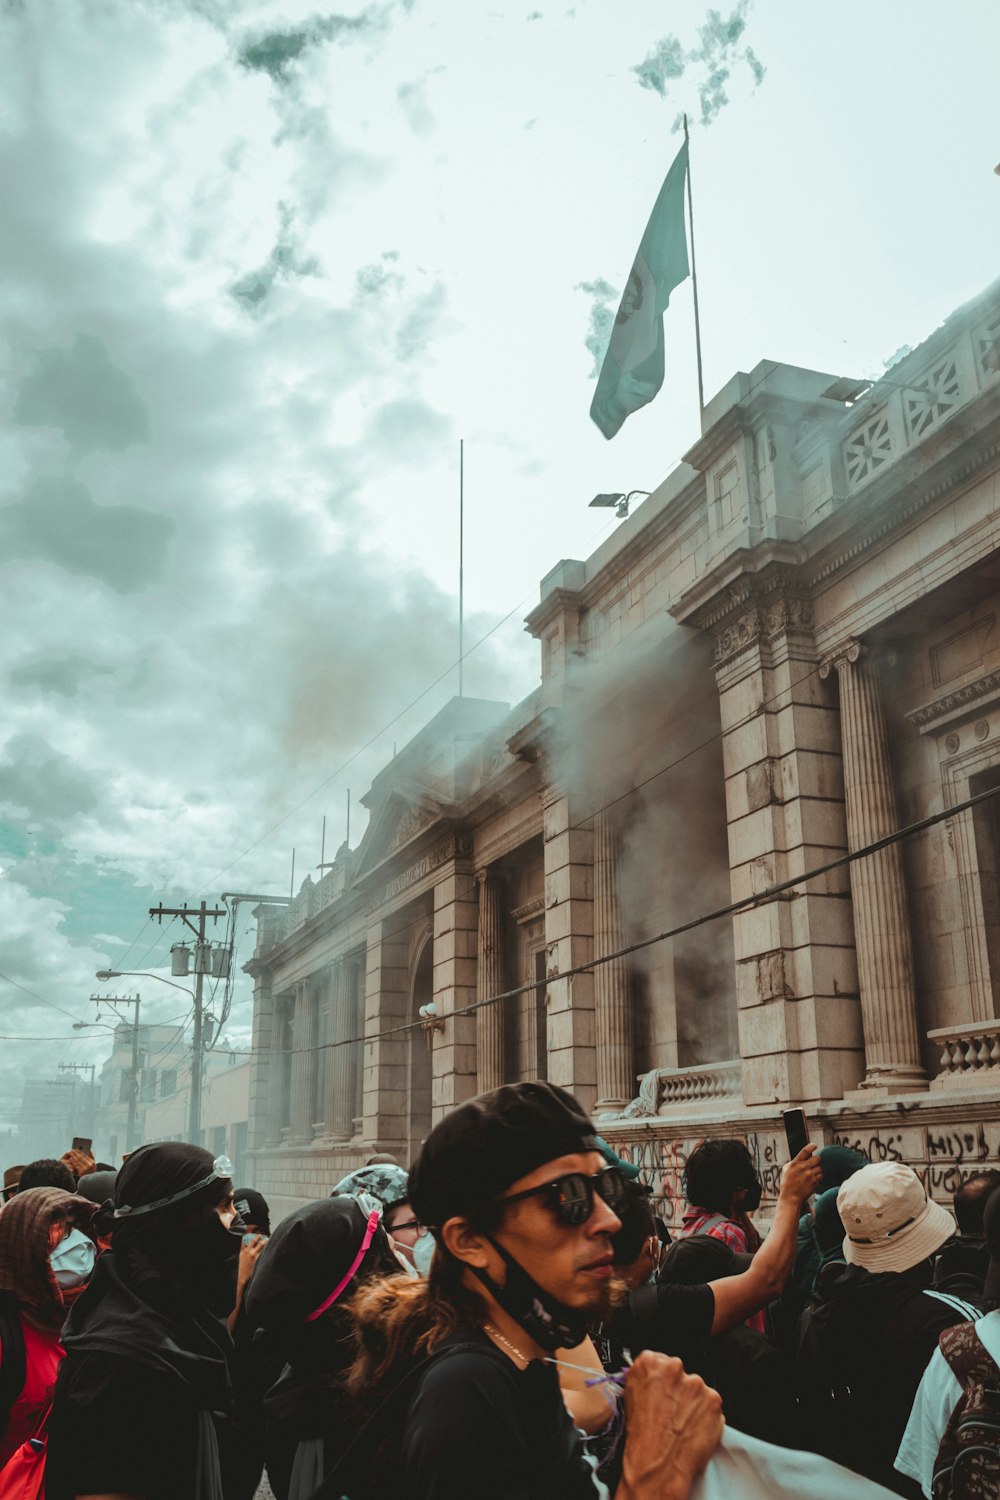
[458, 438, 464, 698]
[683, 116, 705, 415]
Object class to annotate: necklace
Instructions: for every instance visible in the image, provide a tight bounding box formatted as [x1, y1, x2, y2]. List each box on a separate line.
[482, 1321, 534, 1367]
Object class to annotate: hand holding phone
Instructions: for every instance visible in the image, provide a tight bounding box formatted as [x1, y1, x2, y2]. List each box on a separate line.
[782, 1108, 810, 1160]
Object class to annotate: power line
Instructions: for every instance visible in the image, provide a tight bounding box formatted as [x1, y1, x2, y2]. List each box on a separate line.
[180, 779, 1000, 1063]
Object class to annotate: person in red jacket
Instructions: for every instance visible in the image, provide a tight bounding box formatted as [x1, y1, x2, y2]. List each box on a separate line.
[0, 1186, 96, 1470]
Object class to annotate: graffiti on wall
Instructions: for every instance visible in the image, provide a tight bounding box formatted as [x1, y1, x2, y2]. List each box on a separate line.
[611, 1120, 1000, 1232]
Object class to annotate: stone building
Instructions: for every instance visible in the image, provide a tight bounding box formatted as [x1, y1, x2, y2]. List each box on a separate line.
[247, 277, 1000, 1223]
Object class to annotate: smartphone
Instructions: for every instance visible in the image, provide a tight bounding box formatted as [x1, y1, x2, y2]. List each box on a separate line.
[781, 1109, 809, 1159]
[72, 1136, 93, 1156]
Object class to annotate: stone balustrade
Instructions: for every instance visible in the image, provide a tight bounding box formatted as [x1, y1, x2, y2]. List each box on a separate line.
[928, 1021, 1000, 1090]
[621, 1060, 742, 1117]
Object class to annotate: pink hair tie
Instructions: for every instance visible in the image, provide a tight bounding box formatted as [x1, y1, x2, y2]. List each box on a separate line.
[305, 1209, 381, 1322]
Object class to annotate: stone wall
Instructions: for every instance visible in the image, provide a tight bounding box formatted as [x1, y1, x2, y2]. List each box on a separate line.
[603, 1088, 1000, 1235]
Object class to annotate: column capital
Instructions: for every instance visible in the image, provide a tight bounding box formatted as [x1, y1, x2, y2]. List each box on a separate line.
[819, 638, 862, 679]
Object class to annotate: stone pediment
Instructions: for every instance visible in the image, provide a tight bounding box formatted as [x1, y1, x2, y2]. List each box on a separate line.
[352, 784, 455, 881]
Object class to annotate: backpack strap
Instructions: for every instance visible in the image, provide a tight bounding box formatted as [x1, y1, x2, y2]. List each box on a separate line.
[924, 1289, 983, 1324]
[0, 1293, 27, 1438]
[690, 1214, 730, 1236]
[940, 1321, 997, 1385]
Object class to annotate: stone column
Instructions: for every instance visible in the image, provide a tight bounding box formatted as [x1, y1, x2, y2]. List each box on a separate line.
[476, 870, 506, 1092]
[361, 919, 409, 1152]
[822, 640, 927, 1091]
[289, 981, 314, 1142]
[542, 788, 596, 1112]
[262, 988, 284, 1148]
[593, 813, 635, 1111]
[325, 962, 355, 1140]
[431, 860, 479, 1123]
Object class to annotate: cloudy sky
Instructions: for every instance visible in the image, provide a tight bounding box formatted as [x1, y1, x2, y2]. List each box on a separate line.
[1, 0, 997, 1128]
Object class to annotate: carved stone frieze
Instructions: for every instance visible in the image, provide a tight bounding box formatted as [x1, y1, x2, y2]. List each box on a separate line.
[905, 668, 1000, 731]
[713, 592, 815, 666]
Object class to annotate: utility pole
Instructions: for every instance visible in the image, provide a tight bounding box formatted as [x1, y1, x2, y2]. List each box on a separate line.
[91, 993, 142, 1151]
[149, 900, 226, 1143]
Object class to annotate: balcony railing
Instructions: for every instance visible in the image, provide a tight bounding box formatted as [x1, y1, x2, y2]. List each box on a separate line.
[622, 1060, 742, 1117]
[928, 1021, 1000, 1090]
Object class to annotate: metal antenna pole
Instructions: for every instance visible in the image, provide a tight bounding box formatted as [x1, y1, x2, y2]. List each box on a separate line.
[683, 116, 705, 415]
[346, 788, 351, 847]
[458, 438, 464, 697]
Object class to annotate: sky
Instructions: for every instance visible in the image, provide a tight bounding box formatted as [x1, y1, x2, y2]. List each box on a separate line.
[0, 0, 998, 1130]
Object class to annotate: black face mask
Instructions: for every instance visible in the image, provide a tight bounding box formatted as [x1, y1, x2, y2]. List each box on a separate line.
[154, 1204, 245, 1320]
[469, 1235, 593, 1353]
[740, 1179, 763, 1213]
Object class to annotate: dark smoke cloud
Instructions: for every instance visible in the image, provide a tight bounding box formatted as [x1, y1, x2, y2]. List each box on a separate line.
[633, 1, 765, 130]
[230, 204, 319, 310]
[553, 627, 738, 1076]
[237, 12, 377, 80]
[0, 477, 174, 594]
[14, 334, 150, 451]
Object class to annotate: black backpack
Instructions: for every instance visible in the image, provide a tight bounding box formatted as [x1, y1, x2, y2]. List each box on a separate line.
[932, 1320, 1000, 1500]
[0, 1293, 27, 1438]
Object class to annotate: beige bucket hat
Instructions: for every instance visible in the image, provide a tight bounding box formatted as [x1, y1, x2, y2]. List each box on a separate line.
[838, 1161, 955, 1274]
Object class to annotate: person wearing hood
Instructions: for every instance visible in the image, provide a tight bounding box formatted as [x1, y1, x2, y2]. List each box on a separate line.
[240, 1193, 399, 1500]
[0, 1187, 97, 1473]
[45, 1142, 244, 1500]
[797, 1162, 980, 1496]
[331, 1163, 435, 1276]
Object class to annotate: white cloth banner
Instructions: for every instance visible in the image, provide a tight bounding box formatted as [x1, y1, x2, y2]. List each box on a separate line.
[693, 1428, 897, 1500]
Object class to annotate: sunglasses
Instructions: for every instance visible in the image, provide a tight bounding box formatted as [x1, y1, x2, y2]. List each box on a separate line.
[499, 1166, 628, 1227]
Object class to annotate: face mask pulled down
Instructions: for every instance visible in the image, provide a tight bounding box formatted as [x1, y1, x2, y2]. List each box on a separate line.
[470, 1236, 593, 1353]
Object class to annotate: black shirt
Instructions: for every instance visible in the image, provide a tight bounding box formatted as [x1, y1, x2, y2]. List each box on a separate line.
[399, 1331, 603, 1500]
[596, 1280, 715, 1371]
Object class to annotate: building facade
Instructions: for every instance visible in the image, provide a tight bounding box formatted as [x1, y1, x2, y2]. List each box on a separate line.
[248, 278, 1000, 1224]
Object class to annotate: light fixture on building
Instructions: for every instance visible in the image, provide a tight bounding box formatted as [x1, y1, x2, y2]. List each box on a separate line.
[417, 1001, 444, 1045]
[589, 489, 651, 520]
[820, 377, 873, 406]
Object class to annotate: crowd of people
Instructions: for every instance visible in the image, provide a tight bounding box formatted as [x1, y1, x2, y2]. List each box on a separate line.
[0, 1083, 997, 1499]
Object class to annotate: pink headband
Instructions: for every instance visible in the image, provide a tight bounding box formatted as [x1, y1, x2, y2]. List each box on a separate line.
[305, 1208, 381, 1323]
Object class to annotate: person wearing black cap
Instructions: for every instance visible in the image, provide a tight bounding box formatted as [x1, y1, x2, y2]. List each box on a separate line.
[317, 1081, 724, 1500]
[45, 1142, 244, 1500]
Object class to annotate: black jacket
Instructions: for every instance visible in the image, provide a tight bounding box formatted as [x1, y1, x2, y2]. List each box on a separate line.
[796, 1263, 976, 1496]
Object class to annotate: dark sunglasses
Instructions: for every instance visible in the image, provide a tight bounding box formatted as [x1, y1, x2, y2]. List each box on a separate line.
[499, 1166, 628, 1227]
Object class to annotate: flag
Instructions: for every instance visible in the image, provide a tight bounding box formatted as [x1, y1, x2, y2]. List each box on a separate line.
[590, 138, 690, 440]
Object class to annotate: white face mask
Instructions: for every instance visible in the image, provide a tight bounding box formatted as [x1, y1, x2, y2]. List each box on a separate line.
[50, 1227, 96, 1289]
[411, 1230, 435, 1277]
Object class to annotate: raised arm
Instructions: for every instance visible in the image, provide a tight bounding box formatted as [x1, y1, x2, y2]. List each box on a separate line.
[708, 1144, 821, 1336]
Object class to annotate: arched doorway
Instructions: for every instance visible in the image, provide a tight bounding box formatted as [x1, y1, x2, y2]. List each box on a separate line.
[407, 936, 434, 1161]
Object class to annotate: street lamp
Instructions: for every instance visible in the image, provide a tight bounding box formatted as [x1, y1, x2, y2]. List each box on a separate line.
[589, 489, 651, 520]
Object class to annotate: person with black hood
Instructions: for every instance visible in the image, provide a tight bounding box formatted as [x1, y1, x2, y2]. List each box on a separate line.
[44, 1142, 244, 1500]
[239, 1193, 400, 1500]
